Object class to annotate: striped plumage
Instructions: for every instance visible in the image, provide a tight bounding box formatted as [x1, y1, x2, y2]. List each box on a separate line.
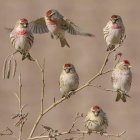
[28, 9, 95, 47]
[10, 18, 34, 61]
[111, 60, 132, 102]
[103, 15, 125, 51]
[85, 106, 108, 133]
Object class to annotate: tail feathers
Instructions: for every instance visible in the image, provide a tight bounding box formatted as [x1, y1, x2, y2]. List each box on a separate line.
[106, 45, 115, 51]
[78, 32, 95, 37]
[115, 90, 130, 102]
[60, 38, 70, 48]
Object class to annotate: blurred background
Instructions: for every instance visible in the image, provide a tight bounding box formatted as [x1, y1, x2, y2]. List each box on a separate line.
[0, 0, 139, 139]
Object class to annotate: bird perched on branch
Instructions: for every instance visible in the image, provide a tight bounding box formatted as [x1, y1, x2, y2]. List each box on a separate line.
[28, 9, 95, 47]
[103, 15, 126, 51]
[85, 105, 108, 134]
[59, 63, 79, 98]
[111, 60, 132, 102]
[10, 18, 34, 61]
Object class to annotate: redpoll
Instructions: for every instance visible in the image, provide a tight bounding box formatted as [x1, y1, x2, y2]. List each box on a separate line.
[10, 18, 34, 61]
[111, 60, 132, 102]
[29, 9, 95, 47]
[103, 15, 125, 51]
[59, 63, 79, 98]
[85, 105, 108, 133]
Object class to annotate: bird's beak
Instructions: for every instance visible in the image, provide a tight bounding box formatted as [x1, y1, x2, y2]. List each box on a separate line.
[128, 65, 132, 68]
[47, 13, 54, 19]
[65, 68, 70, 73]
[111, 19, 116, 24]
[23, 23, 28, 27]
[94, 112, 99, 116]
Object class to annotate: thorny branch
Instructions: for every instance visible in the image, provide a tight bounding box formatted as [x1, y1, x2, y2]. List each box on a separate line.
[28, 45, 123, 140]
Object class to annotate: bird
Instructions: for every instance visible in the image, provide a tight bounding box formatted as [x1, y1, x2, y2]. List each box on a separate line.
[85, 105, 108, 134]
[10, 18, 34, 61]
[111, 60, 132, 102]
[28, 9, 95, 48]
[103, 15, 125, 51]
[59, 63, 79, 98]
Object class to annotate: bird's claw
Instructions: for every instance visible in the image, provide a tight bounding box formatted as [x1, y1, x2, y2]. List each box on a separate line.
[62, 91, 75, 99]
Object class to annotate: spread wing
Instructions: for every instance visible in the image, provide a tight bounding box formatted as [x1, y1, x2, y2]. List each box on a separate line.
[61, 19, 95, 37]
[28, 17, 48, 34]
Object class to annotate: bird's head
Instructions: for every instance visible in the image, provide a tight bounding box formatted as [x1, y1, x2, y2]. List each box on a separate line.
[46, 9, 63, 20]
[116, 60, 132, 70]
[91, 105, 102, 116]
[16, 18, 29, 28]
[63, 63, 76, 73]
[110, 15, 122, 24]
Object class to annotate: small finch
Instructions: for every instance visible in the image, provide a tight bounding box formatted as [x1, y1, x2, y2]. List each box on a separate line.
[111, 60, 132, 102]
[28, 9, 95, 47]
[59, 63, 79, 98]
[103, 15, 125, 51]
[85, 105, 108, 134]
[10, 18, 34, 61]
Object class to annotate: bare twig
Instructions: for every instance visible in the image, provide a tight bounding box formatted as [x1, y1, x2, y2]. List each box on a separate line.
[29, 130, 126, 140]
[91, 85, 116, 93]
[2, 52, 17, 79]
[2, 54, 12, 79]
[0, 127, 13, 136]
[18, 73, 23, 140]
[68, 113, 84, 132]
[28, 59, 46, 138]
[12, 58, 17, 78]
[28, 46, 121, 140]
[0, 127, 18, 140]
[13, 73, 27, 140]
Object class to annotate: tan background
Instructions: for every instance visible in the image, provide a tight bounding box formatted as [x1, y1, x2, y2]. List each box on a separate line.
[0, 0, 139, 140]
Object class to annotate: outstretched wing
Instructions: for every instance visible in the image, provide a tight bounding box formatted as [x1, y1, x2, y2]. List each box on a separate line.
[28, 17, 48, 34]
[61, 19, 95, 37]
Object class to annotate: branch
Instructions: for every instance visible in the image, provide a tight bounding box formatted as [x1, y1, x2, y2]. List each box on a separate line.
[12, 73, 27, 140]
[2, 51, 17, 79]
[28, 46, 121, 139]
[19, 73, 23, 140]
[29, 130, 126, 140]
[68, 113, 84, 132]
[0, 127, 18, 140]
[91, 85, 116, 93]
[28, 59, 46, 138]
